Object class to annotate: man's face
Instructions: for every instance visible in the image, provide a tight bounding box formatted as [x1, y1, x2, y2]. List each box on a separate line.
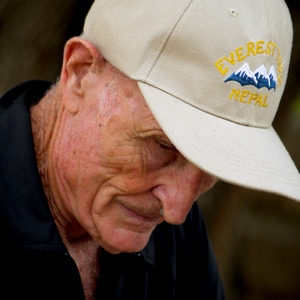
[53, 62, 217, 254]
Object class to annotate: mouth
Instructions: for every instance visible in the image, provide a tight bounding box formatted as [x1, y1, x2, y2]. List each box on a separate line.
[117, 201, 164, 223]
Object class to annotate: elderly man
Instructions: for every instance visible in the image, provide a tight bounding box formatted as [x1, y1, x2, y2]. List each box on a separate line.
[1, 0, 299, 299]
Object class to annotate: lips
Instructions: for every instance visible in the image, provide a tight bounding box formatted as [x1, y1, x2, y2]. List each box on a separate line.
[117, 199, 164, 221]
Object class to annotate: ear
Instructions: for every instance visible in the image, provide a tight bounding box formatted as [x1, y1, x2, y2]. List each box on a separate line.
[60, 36, 104, 113]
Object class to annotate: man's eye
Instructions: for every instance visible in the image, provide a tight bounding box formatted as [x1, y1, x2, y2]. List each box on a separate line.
[156, 140, 176, 150]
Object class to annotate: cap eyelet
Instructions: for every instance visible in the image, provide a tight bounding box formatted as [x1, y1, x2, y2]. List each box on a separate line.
[229, 8, 238, 17]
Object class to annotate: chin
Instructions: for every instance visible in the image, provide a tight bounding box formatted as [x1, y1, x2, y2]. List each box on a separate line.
[104, 245, 145, 255]
[100, 232, 151, 254]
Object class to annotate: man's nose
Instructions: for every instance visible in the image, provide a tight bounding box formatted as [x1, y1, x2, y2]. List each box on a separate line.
[151, 161, 216, 225]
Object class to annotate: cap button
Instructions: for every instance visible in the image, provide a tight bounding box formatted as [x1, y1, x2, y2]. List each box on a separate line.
[229, 8, 238, 17]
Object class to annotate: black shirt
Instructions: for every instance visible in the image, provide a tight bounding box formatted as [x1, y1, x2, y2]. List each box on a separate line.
[0, 81, 225, 299]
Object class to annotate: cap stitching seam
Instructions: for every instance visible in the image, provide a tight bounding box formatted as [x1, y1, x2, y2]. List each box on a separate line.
[188, 129, 300, 185]
[145, 0, 194, 79]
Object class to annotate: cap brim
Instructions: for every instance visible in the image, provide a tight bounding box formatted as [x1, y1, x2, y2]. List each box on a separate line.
[138, 82, 300, 202]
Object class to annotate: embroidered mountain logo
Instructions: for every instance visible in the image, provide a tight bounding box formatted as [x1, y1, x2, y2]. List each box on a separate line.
[224, 63, 277, 91]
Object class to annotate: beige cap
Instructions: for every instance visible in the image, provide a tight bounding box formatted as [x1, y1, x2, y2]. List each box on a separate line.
[83, 0, 300, 201]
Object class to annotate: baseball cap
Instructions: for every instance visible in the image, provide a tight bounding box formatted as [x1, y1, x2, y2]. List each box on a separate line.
[83, 0, 300, 201]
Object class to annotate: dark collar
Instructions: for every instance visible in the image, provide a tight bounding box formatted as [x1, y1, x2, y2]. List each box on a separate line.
[0, 80, 63, 250]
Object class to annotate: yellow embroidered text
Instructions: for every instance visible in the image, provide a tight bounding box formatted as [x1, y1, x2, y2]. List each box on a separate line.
[229, 89, 268, 107]
[215, 40, 283, 87]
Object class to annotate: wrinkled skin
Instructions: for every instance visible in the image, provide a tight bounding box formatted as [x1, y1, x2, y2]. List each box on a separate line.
[32, 37, 217, 254]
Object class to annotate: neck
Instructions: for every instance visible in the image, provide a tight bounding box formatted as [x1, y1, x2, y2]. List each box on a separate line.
[30, 84, 88, 243]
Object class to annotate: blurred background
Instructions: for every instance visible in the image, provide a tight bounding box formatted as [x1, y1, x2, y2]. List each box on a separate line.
[0, 1, 299, 299]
